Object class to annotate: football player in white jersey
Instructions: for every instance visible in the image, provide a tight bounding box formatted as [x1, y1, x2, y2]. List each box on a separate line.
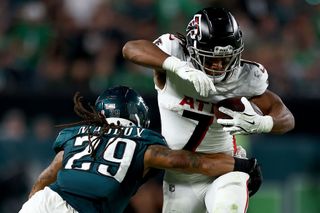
[123, 7, 295, 213]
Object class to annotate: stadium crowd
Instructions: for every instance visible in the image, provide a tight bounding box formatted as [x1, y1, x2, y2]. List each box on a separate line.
[0, 0, 319, 98]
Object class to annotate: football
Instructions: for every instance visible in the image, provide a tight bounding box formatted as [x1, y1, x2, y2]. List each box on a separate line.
[214, 97, 263, 119]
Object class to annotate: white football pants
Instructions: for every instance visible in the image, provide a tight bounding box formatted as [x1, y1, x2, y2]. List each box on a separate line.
[19, 187, 78, 213]
[162, 171, 249, 213]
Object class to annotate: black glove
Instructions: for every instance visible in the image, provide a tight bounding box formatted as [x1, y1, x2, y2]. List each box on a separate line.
[233, 157, 263, 197]
[247, 158, 263, 197]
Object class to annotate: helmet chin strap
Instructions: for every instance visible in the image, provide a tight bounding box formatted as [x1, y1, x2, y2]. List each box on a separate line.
[106, 118, 136, 127]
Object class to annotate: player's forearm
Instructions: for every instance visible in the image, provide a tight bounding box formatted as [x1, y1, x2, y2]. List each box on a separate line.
[161, 152, 235, 176]
[28, 151, 63, 198]
[196, 155, 258, 176]
[193, 153, 235, 176]
[266, 96, 295, 134]
[168, 153, 257, 177]
[145, 146, 235, 176]
[251, 90, 295, 134]
[122, 40, 169, 70]
[269, 107, 295, 134]
[166, 154, 235, 176]
[28, 167, 58, 198]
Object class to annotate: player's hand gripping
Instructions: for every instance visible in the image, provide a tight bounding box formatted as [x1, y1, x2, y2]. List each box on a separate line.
[162, 56, 216, 97]
[217, 97, 274, 135]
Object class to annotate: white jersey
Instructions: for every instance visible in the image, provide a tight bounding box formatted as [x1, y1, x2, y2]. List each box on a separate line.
[153, 33, 267, 213]
[154, 33, 269, 154]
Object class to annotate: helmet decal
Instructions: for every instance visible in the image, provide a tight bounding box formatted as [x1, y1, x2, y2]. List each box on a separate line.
[186, 14, 202, 41]
[104, 103, 115, 109]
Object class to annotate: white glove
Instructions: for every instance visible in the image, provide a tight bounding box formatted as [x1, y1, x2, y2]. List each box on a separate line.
[162, 56, 216, 97]
[217, 97, 274, 135]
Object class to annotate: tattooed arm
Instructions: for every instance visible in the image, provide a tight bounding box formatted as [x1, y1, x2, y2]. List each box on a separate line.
[143, 145, 236, 177]
[28, 151, 63, 198]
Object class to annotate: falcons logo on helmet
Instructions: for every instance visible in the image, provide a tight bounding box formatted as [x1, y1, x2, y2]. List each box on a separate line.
[186, 14, 202, 41]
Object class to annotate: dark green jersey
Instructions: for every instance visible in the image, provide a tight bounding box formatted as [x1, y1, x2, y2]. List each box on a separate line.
[49, 125, 166, 213]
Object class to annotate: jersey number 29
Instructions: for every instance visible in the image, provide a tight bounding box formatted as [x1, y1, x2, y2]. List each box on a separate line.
[65, 135, 136, 182]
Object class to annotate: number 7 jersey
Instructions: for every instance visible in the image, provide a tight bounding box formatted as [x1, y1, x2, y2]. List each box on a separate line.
[49, 125, 166, 213]
[155, 33, 269, 153]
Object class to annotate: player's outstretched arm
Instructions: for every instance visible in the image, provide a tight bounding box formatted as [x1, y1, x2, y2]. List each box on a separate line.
[122, 39, 168, 71]
[144, 145, 256, 177]
[28, 151, 63, 199]
[122, 40, 216, 97]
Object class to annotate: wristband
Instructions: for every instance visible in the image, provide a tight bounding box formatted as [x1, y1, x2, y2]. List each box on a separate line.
[259, 115, 274, 133]
[233, 157, 255, 173]
[162, 56, 183, 72]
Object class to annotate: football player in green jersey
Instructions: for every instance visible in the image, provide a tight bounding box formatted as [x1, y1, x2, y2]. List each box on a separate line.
[19, 86, 261, 213]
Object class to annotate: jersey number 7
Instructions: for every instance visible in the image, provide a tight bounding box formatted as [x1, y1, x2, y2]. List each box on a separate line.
[182, 110, 214, 151]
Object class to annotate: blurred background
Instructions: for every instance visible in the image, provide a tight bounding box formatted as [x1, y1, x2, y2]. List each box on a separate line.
[0, 0, 319, 212]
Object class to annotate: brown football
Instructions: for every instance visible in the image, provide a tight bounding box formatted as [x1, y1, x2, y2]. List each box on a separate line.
[214, 97, 263, 119]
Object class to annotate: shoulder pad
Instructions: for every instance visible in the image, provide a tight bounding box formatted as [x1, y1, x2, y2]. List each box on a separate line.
[153, 33, 185, 56]
[53, 126, 81, 153]
[241, 60, 269, 95]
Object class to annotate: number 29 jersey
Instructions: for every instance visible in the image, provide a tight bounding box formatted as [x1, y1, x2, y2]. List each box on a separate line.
[49, 125, 166, 213]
